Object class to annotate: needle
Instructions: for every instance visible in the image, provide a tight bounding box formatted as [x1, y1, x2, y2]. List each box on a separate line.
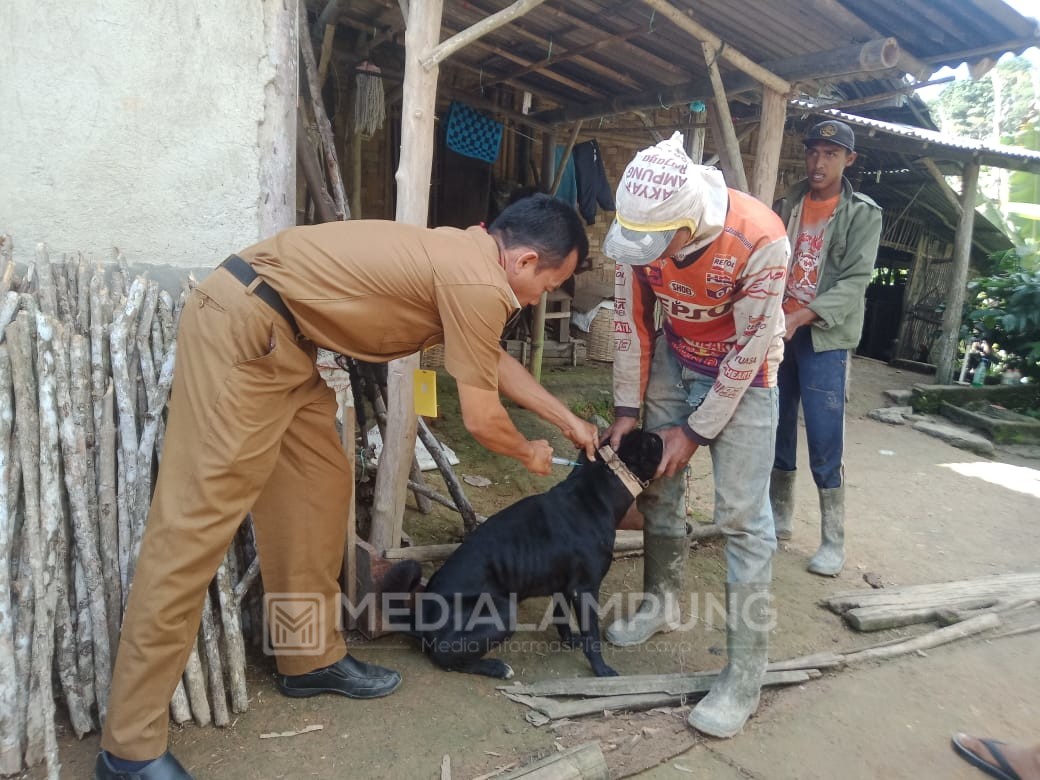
[551, 456, 580, 467]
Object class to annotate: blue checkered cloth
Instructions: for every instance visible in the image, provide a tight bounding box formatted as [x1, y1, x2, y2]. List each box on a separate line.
[445, 101, 503, 164]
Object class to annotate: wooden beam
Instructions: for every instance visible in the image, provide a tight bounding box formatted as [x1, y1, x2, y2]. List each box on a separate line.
[750, 88, 787, 204]
[370, 0, 444, 554]
[489, 26, 644, 91]
[933, 162, 980, 385]
[921, 158, 963, 217]
[421, 0, 549, 70]
[535, 38, 907, 125]
[639, 0, 790, 95]
[703, 48, 748, 192]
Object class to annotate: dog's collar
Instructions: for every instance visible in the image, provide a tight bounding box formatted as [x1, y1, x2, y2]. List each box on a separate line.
[597, 445, 649, 498]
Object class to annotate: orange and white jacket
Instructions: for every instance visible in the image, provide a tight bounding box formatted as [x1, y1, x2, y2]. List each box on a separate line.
[613, 189, 790, 445]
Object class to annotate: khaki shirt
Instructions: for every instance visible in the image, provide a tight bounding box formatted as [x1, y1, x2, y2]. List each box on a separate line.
[240, 221, 518, 390]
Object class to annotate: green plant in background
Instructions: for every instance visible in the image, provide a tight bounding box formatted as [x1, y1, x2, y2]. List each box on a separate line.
[569, 394, 614, 424]
[964, 246, 1040, 382]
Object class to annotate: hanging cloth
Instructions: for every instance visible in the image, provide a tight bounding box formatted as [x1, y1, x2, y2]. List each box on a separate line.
[572, 139, 616, 225]
[445, 101, 504, 164]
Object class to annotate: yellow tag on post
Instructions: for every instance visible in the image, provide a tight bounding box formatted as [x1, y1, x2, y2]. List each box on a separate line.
[413, 369, 438, 417]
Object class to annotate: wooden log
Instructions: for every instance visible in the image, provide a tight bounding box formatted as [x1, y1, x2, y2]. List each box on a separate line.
[7, 314, 40, 776]
[233, 556, 261, 603]
[111, 279, 146, 599]
[52, 258, 74, 326]
[135, 281, 160, 418]
[34, 245, 59, 319]
[199, 592, 230, 727]
[841, 612, 1000, 665]
[24, 311, 62, 774]
[130, 340, 177, 582]
[215, 555, 248, 714]
[72, 561, 96, 724]
[88, 271, 110, 442]
[844, 597, 1004, 632]
[499, 742, 607, 780]
[0, 291, 19, 336]
[0, 346, 20, 774]
[500, 668, 816, 699]
[169, 679, 192, 725]
[56, 332, 111, 717]
[824, 573, 1040, 614]
[54, 543, 92, 739]
[97, 383, 121, 648]
[182, 641, 212, 727]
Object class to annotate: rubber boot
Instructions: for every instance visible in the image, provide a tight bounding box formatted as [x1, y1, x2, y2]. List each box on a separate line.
[605, 534, 686, 646]
[688, 583, 770, 738]
[807, 486, 845, 577]
[769, 469, 795, 540]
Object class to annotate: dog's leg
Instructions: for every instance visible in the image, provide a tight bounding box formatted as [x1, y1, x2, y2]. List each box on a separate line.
[550, 593, 578, 648]
[572, 589, 618, 677]
[425, 596, 515, 679]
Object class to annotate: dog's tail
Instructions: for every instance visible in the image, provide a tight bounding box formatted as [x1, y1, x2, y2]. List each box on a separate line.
[382, 560, 423, 635]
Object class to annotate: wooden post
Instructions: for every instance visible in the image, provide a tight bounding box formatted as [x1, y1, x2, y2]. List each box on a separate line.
[934, 162, 980, 385]
[689, 106, 706, 163]
[750, 88, 787, 204]
[369, 0, 444, 553]
[703, 48, 748, 192]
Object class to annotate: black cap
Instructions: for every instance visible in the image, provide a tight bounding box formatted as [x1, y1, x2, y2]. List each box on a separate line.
[804, 120, 856, 152]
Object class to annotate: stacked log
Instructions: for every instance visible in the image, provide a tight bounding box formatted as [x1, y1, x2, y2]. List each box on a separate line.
[0, 242, 262, 778]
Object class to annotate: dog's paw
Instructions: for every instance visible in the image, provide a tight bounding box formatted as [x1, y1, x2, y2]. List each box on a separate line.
[593, 664, 619, 677]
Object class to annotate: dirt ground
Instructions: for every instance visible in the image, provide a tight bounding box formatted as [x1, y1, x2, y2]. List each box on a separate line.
[48, 356, 1039, 779]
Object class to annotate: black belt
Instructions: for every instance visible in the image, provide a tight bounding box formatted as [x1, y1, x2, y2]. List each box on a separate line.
[220, 255, 300, 337]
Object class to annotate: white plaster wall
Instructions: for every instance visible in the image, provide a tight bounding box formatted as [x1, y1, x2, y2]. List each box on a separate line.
[0, 0, 297, 269]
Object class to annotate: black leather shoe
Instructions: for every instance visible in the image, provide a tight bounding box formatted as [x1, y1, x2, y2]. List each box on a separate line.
[94, 751, 194, 779]
[278, 654, 402, 699]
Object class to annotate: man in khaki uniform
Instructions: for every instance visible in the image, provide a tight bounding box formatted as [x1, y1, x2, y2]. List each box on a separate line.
[96, 195, 598, 780]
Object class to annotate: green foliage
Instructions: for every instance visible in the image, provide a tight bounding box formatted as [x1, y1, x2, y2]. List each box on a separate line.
[965, 247, 1040, 381]
[929, 58, 1036, 141]
[569, 395, 614, 424]
[1007, 115, 1040, 245]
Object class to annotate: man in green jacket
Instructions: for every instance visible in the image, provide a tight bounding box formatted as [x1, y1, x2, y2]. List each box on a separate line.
[770, 119, 882, 576]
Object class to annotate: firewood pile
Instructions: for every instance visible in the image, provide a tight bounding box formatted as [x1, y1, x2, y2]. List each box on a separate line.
[0, 238, 263, 778]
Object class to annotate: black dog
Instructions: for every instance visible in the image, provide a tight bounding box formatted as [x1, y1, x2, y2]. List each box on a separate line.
[389, 430, 662, 679]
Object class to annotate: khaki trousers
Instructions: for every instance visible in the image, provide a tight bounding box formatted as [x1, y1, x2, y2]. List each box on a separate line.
[101, 269, 352, 759]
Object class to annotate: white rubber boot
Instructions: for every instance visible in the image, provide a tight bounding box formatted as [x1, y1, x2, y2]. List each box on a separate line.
[769, 469, 795, 540]
[688, 583, 770, 738]
[807, 486, 845, 576]
[605, 534, 686, 646]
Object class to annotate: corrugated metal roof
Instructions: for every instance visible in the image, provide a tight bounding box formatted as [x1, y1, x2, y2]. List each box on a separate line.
[330, 0, 1039, 115]
[813, 107, 1040, 173]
